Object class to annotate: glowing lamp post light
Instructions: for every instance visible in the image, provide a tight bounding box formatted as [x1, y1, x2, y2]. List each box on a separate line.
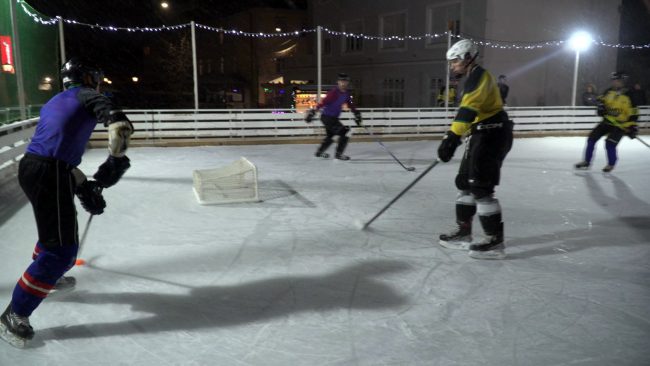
[568, 31, 593, 106]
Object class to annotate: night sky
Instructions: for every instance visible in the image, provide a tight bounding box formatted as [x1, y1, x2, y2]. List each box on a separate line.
[26, 0, 307, 26]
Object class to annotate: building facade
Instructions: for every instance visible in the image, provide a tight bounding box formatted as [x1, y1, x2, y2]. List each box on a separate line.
[283, 0, 622, 107]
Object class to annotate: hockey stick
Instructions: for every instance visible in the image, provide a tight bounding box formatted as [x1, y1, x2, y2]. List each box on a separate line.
[635, 136, 650, 149]
[75, 214, 94, 266]
[607, 119, 649, 149]
[357, 159, 440, 230]
[363, 125, 416, 172]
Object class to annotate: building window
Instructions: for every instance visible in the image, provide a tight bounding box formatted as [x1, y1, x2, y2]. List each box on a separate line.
[383, 78, 405, 107]
[380, 12, 407, 50]
[343, 20, 364, 53]
[426, 2, 461, 46]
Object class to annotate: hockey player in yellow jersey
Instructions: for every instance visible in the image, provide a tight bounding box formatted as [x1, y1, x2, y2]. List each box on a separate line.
[575, 72, 639, 172]
[437, 78, 459, 107]
[436, 39, 513, 259]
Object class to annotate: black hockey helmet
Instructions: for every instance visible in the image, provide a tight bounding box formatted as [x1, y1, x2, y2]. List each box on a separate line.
[610, 71, 628, 81]
[337, 73, 350, 81]
[61, 57, 104, 89]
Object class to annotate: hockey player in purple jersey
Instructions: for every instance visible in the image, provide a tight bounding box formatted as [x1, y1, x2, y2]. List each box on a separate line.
[0, 58, 133, 348]
[305, 73, 362, 160]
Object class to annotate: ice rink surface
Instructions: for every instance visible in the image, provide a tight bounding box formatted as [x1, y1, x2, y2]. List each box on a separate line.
[1, 136, 649, 366]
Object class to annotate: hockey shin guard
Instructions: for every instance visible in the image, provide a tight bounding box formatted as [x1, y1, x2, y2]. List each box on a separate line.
[605, 139, 618, 166]
[11, 244, 78, 317]
[317, 136, 334, 155]
[476, 197, 503, 238]
[336, 135, 349, 155]
[584, 138, 597, 163]
[455, 191, 476, 230]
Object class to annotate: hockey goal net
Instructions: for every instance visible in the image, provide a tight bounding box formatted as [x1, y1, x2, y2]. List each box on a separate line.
[193, 157, 259, 204]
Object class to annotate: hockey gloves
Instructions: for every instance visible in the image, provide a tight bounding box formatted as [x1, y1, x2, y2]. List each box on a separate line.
[437, 131, 462, 162]
[94, 155, 131, 188]
[354, 111, 363, 126]
[596, 102, 606, 117]
[305, 109, 316, 123]
[627, 125, 638, 139]
[76, 180, 106, 215]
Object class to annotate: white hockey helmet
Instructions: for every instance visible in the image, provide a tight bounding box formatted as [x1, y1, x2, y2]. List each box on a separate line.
[446, 39, 479, 62]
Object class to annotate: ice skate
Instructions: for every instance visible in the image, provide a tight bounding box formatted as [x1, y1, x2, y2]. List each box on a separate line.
[315, 151, 330, 159]
[574, 161, 590, 170]
[334, 153, 350, 161]
[602, 164, 614, 172]
[0, 305, 34, 348]
[49, 276, 77, 296]
[438, 224, 472, 250]
[468, 234, 506, 259]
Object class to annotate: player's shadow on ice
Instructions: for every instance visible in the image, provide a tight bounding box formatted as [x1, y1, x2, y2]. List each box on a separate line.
[38, 260, 410, 342]
[510, 173, 650, 259]
[580, 172, 650, 215]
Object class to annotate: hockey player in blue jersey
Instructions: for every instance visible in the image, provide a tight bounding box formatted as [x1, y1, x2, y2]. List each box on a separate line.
[0, 58, 133, 348]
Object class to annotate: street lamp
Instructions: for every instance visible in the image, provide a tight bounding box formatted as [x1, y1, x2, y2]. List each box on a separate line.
[161, 2, 169, 9]
[568, 31, 593, 106]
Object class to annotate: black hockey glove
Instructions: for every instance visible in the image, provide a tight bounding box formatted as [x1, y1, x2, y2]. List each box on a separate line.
[437, 131, 462, 163]
[353, 111, 363, 126]
[94, 155, 131, 188]
[596, 102, 606, 117]
[627, 125, 638, 139]
[76, 180, 106, 215]
[305, 109, 316, 123]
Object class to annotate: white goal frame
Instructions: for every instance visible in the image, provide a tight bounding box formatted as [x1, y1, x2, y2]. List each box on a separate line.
[192, 157, 259, 205]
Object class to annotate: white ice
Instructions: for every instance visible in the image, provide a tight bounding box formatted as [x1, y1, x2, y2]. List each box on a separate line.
[1, 136, 649, 366]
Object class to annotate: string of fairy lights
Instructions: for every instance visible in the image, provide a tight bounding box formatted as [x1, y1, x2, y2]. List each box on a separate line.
[18, 0, 650, 49]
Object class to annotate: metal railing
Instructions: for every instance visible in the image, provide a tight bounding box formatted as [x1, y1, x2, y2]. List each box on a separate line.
[1, 105, 44, 125]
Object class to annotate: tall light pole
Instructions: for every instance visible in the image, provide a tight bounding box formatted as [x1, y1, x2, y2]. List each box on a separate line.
[568, 31, 593, 107]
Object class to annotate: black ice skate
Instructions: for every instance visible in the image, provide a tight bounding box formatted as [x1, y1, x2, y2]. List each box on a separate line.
[334, 153, 350, 161]
[0, 305, 34, 348]
[438, 224, 472, 250]
[468, 234, 505, 259]
[49, 276, 76, 296]
[574, 161, 590, 170]
[315, 151, 330, 159]
[602, 165, 614, 172]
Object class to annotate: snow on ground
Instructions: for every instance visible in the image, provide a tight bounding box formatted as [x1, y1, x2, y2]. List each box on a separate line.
[1, 136, 649, 366]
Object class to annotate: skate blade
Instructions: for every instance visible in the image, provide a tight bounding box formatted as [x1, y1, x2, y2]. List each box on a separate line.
[0, 322, 28, 349]
[438, 239, 471, 250]
[48, 286, 76, 298]
[468, 249, 506, 260]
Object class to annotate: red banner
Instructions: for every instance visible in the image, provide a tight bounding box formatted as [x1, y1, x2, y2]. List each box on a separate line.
[1, 35, 15, 74]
